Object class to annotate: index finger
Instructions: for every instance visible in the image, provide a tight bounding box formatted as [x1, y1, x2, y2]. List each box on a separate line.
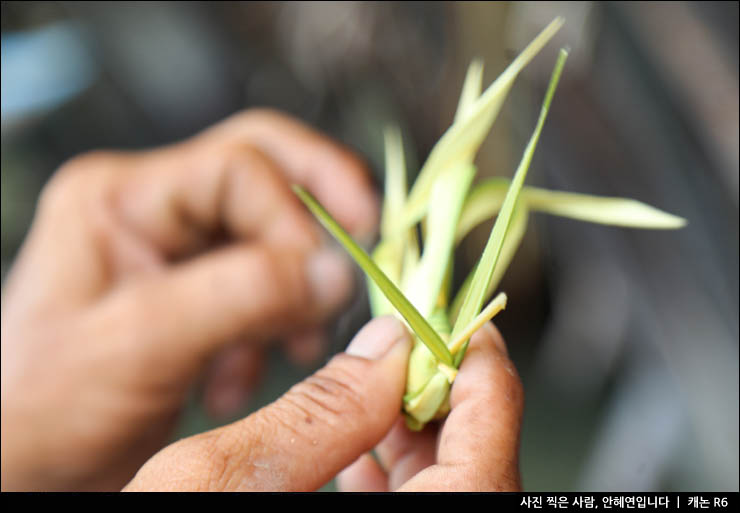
[399, 322, 524, 491]
[441, 323, 523, 485]
[196, 108, 379, 241]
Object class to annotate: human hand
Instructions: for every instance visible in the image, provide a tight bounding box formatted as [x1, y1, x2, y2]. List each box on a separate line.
[0, 109, 378, 491]
[123, 316, 411, 491]
[337, 322, 524, 492]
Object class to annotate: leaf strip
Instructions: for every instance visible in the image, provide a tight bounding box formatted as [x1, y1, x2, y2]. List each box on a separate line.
[448, 292, 507, 355]
[450, 48, 569, 349]
[293, 185, 453, 366]
[397, 17, 565, 233]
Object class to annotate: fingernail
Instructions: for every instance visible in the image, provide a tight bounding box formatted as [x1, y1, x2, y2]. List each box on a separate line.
[307, 248, 353, 311]
[346, 316, 409, 359]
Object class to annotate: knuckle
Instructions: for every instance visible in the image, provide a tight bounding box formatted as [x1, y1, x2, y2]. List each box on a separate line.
[218, 144, 277, 205]
[140, 434, 225, 491]
[163, 424, 271, 491]
[281, 356, 369, 427]
[215, 140, 261, 171]
[181, 430, 254, 491]
[243, 106, 280, 120]
[39, 151, 114, 212]
[229, 107, 283, 128]
[194, 431, 242, 491]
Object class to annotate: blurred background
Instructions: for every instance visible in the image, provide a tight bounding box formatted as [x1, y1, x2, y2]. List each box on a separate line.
[1, 1, 738, 491]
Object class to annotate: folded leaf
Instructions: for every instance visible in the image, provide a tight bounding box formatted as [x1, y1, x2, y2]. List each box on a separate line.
[455, 177, 510, 244]
[397, 17, 565, 234]
[381, 126, 408, 238]
[370, 126, 411, 317]
[450, 201, 529, 324]
[449, 292, 508, 355]
[293, 185, 453, 367]
[450, 48, 569, 356]
[368, 241, 403, 317]
[454, 58, 485, 123]
[404, 162, 476, 318]
[524, 187, 687, 228]
[456, 178, 686, 239]
[404, 372, 450, 426]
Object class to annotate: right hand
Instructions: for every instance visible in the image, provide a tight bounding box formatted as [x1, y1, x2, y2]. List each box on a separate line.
[337, 322, 524, 491]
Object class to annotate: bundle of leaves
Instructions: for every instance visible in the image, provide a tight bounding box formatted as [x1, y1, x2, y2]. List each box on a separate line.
[294, 17, 685, 430]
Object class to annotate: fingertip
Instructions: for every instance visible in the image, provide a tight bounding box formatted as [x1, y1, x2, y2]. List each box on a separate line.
[346, 316, 410, 360]
[473, 321, 508, 356]
[448, 322, 523, 427]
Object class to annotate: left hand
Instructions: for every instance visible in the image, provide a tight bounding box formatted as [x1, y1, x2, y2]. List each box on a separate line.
[1, 109, 378, 491]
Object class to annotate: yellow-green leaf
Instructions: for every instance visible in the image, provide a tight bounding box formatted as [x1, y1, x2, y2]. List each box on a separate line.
[367, 241, 403, 317]
[450, 202, 528, 324]
[449, 48, 569, 358]
[404, 162, 476, 318]
[454, 58, 484, 123]
[397, 17, 564, 233]
[455, 177, 509, 244]
[381, 125, 408, 239]
[293, 185, 453, 367]
[456, 178, 686, 239]
[524, 187, 687, 228]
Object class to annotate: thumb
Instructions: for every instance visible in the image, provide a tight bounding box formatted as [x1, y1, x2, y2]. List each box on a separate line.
[124, 316, 411, 491]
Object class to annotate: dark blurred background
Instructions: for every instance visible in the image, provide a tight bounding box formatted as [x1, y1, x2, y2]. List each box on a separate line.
[2, 1, 738, 491]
